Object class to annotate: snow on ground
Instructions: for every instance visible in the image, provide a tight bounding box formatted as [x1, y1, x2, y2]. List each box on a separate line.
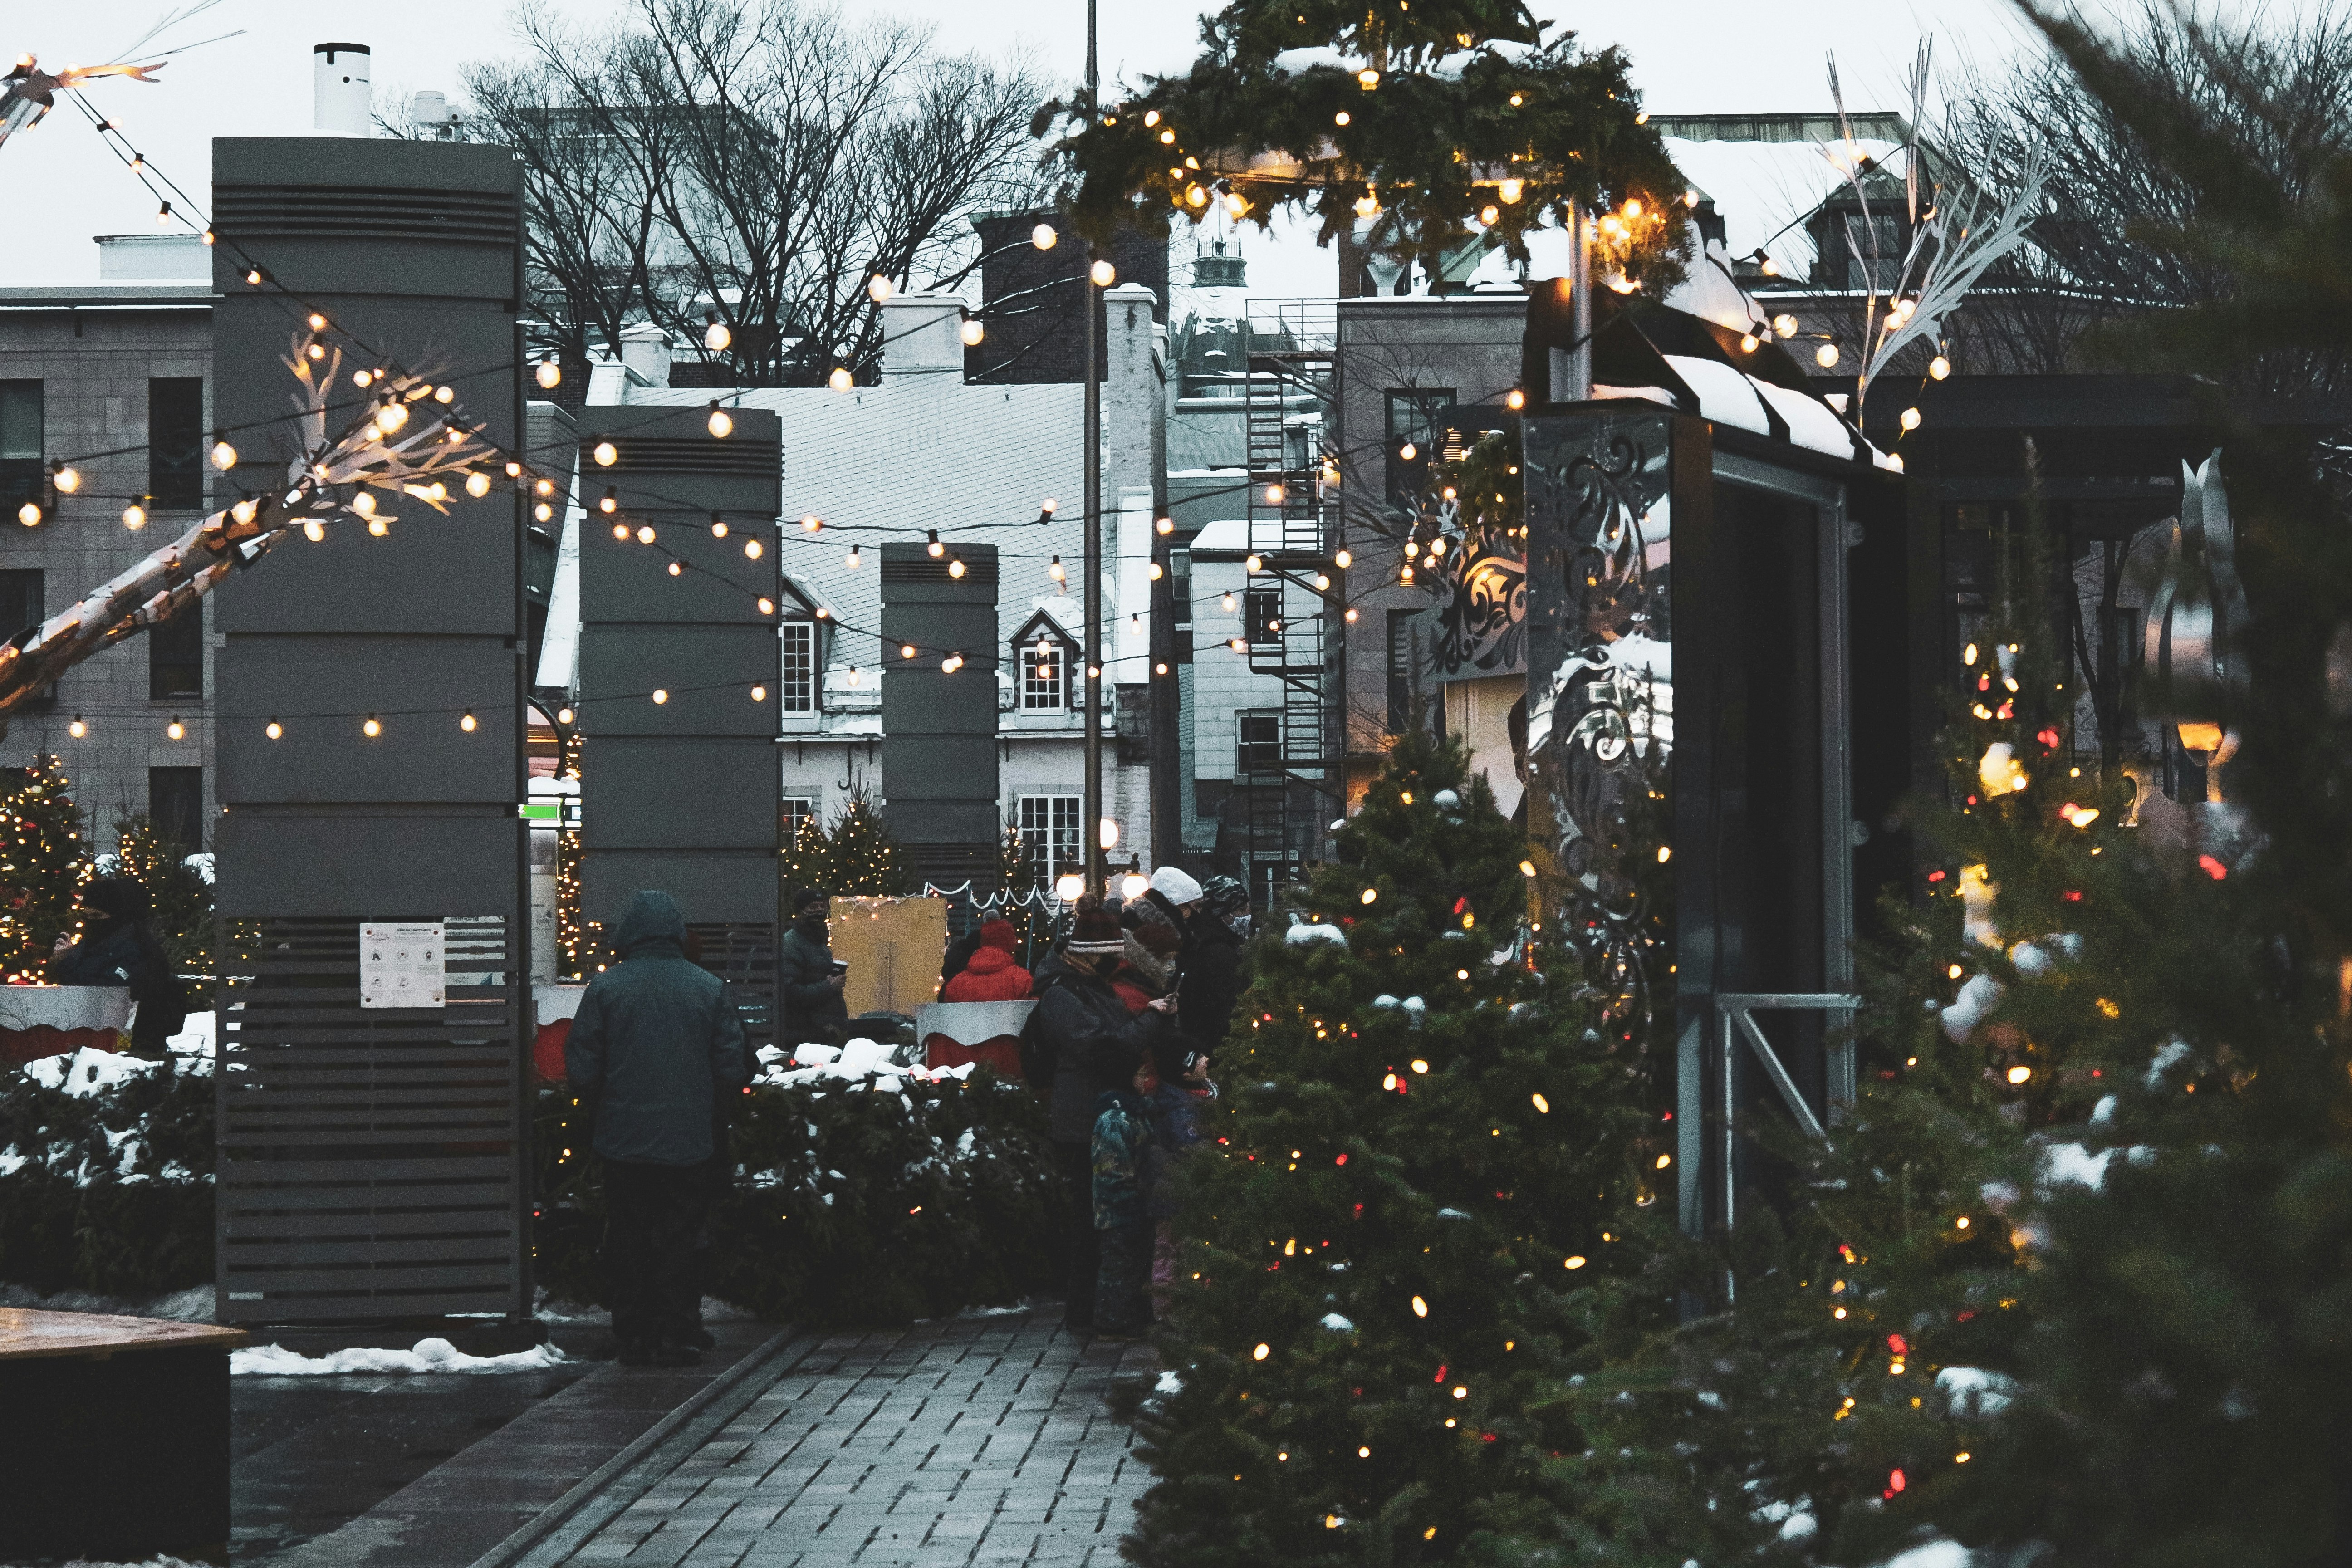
[232, 1336, 568, 1375]
[1869, 1542, 1973, 1568]
[750, 1038, 976, 1090]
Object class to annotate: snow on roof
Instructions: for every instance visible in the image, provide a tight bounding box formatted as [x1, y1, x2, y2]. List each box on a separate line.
[1188, 517, 1254, 558]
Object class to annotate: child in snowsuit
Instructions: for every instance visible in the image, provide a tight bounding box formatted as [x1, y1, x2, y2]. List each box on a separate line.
[1091, 1058, 1158, 1338]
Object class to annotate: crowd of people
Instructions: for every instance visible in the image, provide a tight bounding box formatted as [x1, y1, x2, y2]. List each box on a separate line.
[557, 866, 1253, 1362]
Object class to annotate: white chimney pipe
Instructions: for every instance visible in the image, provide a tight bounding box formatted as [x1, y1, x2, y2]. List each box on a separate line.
[314, 43, 372, 136]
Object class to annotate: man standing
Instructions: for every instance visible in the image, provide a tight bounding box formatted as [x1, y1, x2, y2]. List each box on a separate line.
[778, 888, 850, 1046]
[1026, 906, 1176, 1334]
[566, 891, 749, 1367]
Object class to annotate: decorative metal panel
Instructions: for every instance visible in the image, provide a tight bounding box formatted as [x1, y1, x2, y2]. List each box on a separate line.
[216, 917, 525, 1323]
[1431, 528, 1527, 678]
[1522, 410, 1675, 1024]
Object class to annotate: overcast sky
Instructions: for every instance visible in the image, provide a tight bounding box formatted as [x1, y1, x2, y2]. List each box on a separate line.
[0, 0, 2058, 284]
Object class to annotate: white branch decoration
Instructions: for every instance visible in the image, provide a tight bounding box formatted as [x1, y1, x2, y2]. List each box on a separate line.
[0, 333, 500, 720]
[1826, 41, 2049, 416]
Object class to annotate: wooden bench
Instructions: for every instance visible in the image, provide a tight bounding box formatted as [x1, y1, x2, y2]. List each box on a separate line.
[0, 1308, 249, 1564]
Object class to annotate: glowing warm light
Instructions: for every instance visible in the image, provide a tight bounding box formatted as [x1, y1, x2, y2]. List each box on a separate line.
[1360, 887, 1377, 904]
[1816, 341, 1843, 369]
[1411, 1296, 1428, 1318]
[363, 715, 382, 738]
[265, 720, 282, 740]
[122, 505, 147, 530]
[1409, 1058, 1428, 1074]
[536, 358, 563, 389]
[67, 716, 86, 738]
[707, 403, 734, 438]
[1930, 354, 1951, 380]
[704, 319, 731, 353]
[593, 441, 617, 466]
[1055, 872, 1084, 902]
[1504, 389, 1525, 410]
[1499, 178, 1524, 203]
[1901, 407, 1923, 431]
[960, 318, 985, 346]
[867, 274, 895, 303]
[211, 438, 237, 471]
[460, 710, 478, 733]
[2176, 720, 2225, 753]
[465, 471, 492, 498]
[651, 688, 669, 705]
[637, 524, 656, 545]
[828, 367, 854, 392]
[1031, 223, 1058, 249]
[1252, 1343, 1270, 1361]
[1531, 1093, 1549, 1112]
[1090, 259, 1116, 287]
[2006, 1065, 2033, 1085]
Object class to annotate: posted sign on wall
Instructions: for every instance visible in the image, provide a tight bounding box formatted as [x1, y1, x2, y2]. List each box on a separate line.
[360, 922, 446, 1009]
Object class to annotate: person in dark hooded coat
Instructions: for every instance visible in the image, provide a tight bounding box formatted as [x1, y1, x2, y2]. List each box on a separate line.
[50, 876, 181, 1055]
[565, 891, 750, 1366]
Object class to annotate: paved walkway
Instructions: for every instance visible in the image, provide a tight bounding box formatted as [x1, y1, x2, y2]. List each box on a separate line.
[524, 1308, 1155, 1568]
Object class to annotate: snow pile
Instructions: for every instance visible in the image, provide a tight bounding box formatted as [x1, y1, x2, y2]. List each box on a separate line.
[1936, 1365, 2017, 1417]
[2040, 1142, 2116, 1191]
[1940, 974, 2006, 1044]
[1869, 1543, 1973, 1568]
[1285, 922, 1348, 947]
[1320, 1313, 1356, 1332]
[752, 1037, 976, 1091]
[24, 1046, 153, 1098]
[232, 1335, 568, 1376]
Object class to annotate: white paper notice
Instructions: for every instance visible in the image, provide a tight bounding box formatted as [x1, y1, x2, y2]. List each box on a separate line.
[361, 922, 446, 1009]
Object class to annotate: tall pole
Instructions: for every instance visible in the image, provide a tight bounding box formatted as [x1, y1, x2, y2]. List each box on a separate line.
[1082, 0, 1105, 893]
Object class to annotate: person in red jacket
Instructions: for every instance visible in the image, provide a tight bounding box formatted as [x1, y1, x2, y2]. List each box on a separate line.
[940, 919, 1033, 1001]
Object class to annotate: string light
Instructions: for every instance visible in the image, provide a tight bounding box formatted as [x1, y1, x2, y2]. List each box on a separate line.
[867, 274, 895, 303]
[828, 367, 854, 392]
[265, 719, 282, 740]
[1049, 555, 1066, 583]
[211, 433, 237, 470]
[593, 440, 617, 466]
[122, 504, 146, 530]
[1930, 354, 1952, 380]
[536, 357, 562, 389]
[948, 558, 966, 578]
[651, 689, 669, 705]
[67, 716, 85, 738]
[1901, 407, 1923, 431]
[846, 544, 862, 568]
[803, 514, 823, 532]
[465, 470, 492, 498]
[706, 401, 734, 438]
[1335, 549, 1352, 568]
[960, 318, 985, 346]
[1090, 260, 1117, 286]
[1031, 223, 1057, 249]
[757, 597, 774, 614]
[50, 464, 79, 495]
[704, 315, 731, 352]
[636, 524, 656, 544]
[667, 561, 683, 576]
[600, 488, 618, 513]
[304, 519, 326, 542]
[612, 523, 630, 541]
[751, 684, 767, 701]
[460, 710, 478, 732]
[1816, 343, 1841, 368]
[711, 515, 729, 538]
[743, 538, 763, 559]
[927, 529, 944, 557]
[363, 715, 382, 737]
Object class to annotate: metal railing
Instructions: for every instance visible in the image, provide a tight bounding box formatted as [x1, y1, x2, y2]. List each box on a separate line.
[1705, 991, 1860, 1240]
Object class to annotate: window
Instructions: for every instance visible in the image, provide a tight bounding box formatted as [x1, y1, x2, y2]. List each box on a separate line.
[1387, 608, 1419, 732]
[1842, 214, 1903, 291]
[779, 621, 816, 713]
[1171, 549, 1192, 627]
[1020, 640, 1067, 710]
[1385, 388, 1455, 507]
[0, 381, 41, 511]
[0, 570, 41, 641]
[780, 796, 817, 847]
[1237, 711, 1282, 775]
[149, 767, 204, 848]
[1245, 587, 1283, 648]
[149, 595, 203, 699]
[1018, 795, 1081, 887]
[148, 379, 205, 510]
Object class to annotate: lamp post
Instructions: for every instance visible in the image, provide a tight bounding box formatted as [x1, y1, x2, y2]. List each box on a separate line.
[1081, 0, 1105, 894]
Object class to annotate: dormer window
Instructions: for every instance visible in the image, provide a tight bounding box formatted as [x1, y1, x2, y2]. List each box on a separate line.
[1020, 640, 1065, 710]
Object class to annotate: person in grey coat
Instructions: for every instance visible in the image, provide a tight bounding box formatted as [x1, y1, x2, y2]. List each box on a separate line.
[566, 891, 750, 1366]
[777, 887, 849, 1045]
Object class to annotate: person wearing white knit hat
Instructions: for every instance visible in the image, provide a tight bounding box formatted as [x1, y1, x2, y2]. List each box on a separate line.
[1147, 865, 1204, 909]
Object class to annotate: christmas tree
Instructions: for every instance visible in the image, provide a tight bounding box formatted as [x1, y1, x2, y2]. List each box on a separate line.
[1127, 727, 1652, 1565]
[110, 815, 213, 970]
[784, 789, 911, 899]
[0, 756, 90, 982]
[1036, 0, 1688, 289]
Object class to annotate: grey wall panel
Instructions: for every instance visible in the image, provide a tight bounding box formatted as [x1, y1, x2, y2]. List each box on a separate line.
[212, 498, 519, 635]
[582, 525, 777, 621]
[587, 737, 779, 848]
[877, 545, 1000, 867]
[216, 638, 518, 803]
[213, 812, 522, 918]
[577, 628, 777, 737]
[882, 736, 1000, 798]
[582, 850, 775, 927]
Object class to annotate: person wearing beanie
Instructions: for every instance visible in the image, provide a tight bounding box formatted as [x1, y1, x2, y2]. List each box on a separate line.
[1111, 922, 1183, 1015]
[1025, 905, 1180, 1334]
[941, 918, 1033, 1002]
[50, 876, 184, 1056]
[1179, 875, 1250, 1060]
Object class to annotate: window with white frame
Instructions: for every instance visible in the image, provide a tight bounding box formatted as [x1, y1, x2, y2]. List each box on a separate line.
[779, 620, 817, 712]
[780, 796, 818, 847]
[1018, 794, 1082, 887]
[1020, 639, 1066, 710]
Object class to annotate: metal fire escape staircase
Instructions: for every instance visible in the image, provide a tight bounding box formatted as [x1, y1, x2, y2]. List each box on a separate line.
[1237, 301, 1338, 897]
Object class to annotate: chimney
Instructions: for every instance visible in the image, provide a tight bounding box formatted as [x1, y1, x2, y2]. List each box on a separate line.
[313, 43, 372, 136]
[879, 294, 967, 379]
[619, 322, 672, 388]
[411, 90, 456, 140]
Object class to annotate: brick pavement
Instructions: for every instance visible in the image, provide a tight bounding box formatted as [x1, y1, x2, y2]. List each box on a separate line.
[544, 1308, 1155, 1568]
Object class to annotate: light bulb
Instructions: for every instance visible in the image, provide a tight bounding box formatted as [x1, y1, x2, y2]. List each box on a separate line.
[1357, 68, 1380, 88]
[704, 318, 731, 352]
[1222, 591, 1236, 612]
[744, 538, 762, 559]
[231, 499, 258, 525]
[960, 318, 985, 346]
[375, 401, 408, 433]
[948, 558, 965, 578]
[1041, 497, 1058, 514]
[510, 462, 527, 480]
[1155, 516, 1172, 534]
[636, 524, 656, 544]
[1099, 818, 1120, 849]
[867, 274, 894, 303]
[1901, 407, 1923, 431]
[1335, 549, 1352, 568]
[434, 385, 454, 403]
[1245, 554, 1262, 574]
[1354, 192, 1378, 219]
[1499, 178, 1524, 204]
[846, 667, 859, 686]
[1049, 555, 1066, 581]
[1334, 110, 1351, 125]
[1816, 343, 1841, 368]
[1032, 223, 1057, 250]
[1739, 333, 1759, 353]
[68, 716, 86, 739]
[941, 655, 957, 671]
[802, 514, 823, 532]
[1398, 441, 1417, 461]
[1148, 561, 1163, 580]
[1480, 204, 1500, 225]
[265, 719, 283, 740]
[460, 710, 478, 732]
[828, 367, 853, 392]
[368, 518, 389, 536]
[651, 689, 669, 705]
[536, 357, 562, 389]
[902, 643, 916, 658]
[52, 465, 79, 494]
[165, 716, 185, 740]
[707, 402, 734, 438]
[211, 436, 237, 471]
[711, 516, 729, 538]
[556, 706, 574, 725]
[1186, 184, 1208, 208]
[751, 684, 767, 701]
[593, 440, 617, 466]
[304, 519, 326, 542]
[846, 544, 862, 568]
[465, 470, 491, 498]
[612, 523, 630, 541]
[1055, 872, 1084, 901]
[756, 597, 774, 615]
[123, 505, 147, 530]
[1930, 354, 1951, 380]
[1090, 260, 1117, 287]
[667, 561, 682, 577]
[599, 487, 617, 513]
[927, 529, 943, 557]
